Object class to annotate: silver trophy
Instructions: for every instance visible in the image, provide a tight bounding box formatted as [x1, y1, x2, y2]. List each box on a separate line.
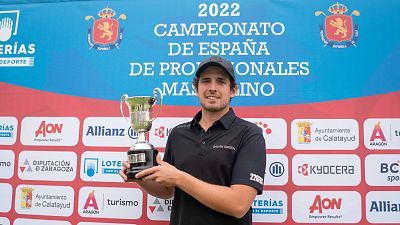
[121, 88, 163, 180]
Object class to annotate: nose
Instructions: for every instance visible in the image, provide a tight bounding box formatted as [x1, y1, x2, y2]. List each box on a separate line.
[208, 80, 217, 92]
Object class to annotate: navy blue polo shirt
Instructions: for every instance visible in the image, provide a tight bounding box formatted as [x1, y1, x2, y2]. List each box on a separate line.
[163, 108, 266, 225]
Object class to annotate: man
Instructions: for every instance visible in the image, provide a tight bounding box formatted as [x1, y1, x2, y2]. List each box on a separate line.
[120, 56, 266, 225]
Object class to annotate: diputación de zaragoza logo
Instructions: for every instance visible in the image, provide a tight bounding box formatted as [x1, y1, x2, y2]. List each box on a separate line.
[85, 7, 126, 51]
[315, 2, 360, 48]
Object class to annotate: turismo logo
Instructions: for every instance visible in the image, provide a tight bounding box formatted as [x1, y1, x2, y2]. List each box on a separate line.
[81, 151, 126, 182]
[0, 10, 36, 67]
[147, 195, 173, 221]
[0, 150, 15, 179]
[79, 187, 143, 219]
[252, 191, 287, 223]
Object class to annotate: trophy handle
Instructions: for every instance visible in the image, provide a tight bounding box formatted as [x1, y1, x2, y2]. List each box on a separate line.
[152, 88, 163, 121]
[120, 94, 129, 122]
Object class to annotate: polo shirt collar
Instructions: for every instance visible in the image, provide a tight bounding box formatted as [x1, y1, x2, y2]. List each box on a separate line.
[191, 108, 236, 129]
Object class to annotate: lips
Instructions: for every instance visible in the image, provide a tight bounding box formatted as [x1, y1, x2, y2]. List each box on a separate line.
[206, 96, 219, 99]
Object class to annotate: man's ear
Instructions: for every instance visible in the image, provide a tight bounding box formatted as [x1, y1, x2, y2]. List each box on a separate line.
[230, 85, 238, 98]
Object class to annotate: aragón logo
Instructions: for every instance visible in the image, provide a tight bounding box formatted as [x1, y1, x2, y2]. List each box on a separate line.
[315, 3, 360, 48]
[85, 7, 126, 50]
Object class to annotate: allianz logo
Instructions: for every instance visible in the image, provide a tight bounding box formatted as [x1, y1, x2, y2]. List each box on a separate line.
[86, 126, 138, 138]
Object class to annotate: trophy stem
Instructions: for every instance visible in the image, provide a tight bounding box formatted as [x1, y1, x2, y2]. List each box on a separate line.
[137, 132, 146, 143]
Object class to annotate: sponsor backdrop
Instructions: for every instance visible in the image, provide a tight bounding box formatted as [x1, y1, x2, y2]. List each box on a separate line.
[0, 0, 399, 224]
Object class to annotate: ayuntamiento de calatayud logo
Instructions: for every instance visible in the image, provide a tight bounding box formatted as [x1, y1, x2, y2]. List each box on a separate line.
[315, 2, 360, 48]
[85, 7, 126, 51]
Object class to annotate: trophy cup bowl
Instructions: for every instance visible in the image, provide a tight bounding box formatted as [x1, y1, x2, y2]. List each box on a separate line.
[121, 88, 163, 180]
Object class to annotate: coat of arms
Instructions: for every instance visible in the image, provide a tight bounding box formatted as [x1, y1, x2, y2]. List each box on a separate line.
[315, 3, 360, 48]
[85, 7, 126, 50]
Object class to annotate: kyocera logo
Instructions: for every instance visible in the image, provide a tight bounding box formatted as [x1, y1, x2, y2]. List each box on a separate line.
[309, 195, 342, 213]
[35, 121, 63, 137]
[154, 126, 172, 139]
[298, 163, 354, 176]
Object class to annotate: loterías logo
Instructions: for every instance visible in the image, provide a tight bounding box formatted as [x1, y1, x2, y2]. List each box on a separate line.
[85, 7, 126, 51]
[315, 2, 360, 48]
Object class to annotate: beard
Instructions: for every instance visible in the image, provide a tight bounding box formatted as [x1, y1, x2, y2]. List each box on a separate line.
[200, 100, 230, 113]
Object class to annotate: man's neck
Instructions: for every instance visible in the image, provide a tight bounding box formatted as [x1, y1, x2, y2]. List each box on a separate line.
[199, 108, 229, 131]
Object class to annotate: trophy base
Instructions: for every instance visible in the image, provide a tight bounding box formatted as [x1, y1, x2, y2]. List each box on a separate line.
[126, 148, 158, 180]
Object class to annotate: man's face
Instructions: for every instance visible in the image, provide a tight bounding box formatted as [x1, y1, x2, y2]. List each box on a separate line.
[196, 66, 236, 113]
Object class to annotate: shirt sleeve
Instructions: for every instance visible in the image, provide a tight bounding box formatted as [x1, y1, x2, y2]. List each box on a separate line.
[230, 125, 266, 194]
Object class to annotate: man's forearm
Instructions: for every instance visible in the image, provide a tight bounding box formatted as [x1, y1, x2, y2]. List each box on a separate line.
[137, 179, 174, 199]
[176, 171, 257, 218]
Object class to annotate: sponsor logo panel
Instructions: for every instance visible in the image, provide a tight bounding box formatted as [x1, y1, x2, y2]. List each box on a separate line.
[14, 184, 74, 216]
[81, 151, 126, 182]
[147, 195, 173, 221]
[291, 119, 359, 150]
[83, 117, 138, 147]
[18, 151, 77, 181]
[0, 150, 14, 179]
[292, 154, 361, 186]
[366, 191, 400, 223]
[364, 119, 400, 149]
[365, 154, 400, 186]
[14, 218, 71, 225]
[0, 217, 10, 225]
[0, 10, 36, 67]
[20, 117, 79, 146]
[264, 154, 288, 186]
[78, 187, 142, 219]
[252, 191, 287, 223]
[292, 191, 361, 223]
[245, 118, 287, 149]
[149, 117, 192, 148]
[0, 117, 18, 145]
[0, 183, 12, 212]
